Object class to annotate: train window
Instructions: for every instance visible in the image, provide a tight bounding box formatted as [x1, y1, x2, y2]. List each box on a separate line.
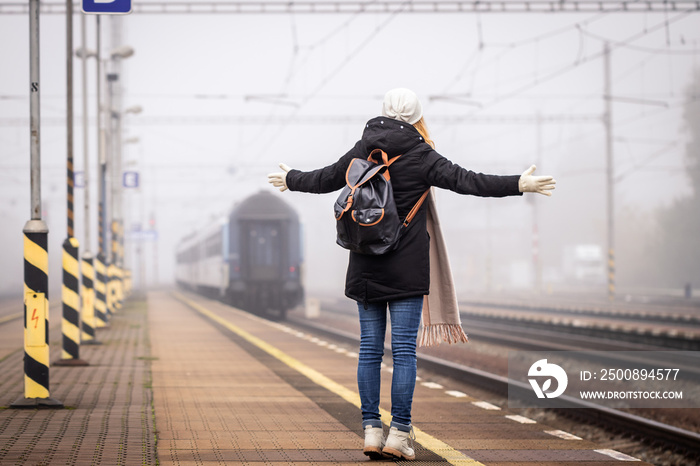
[201, 233, 222, 258]
[246, 223, 280, 270]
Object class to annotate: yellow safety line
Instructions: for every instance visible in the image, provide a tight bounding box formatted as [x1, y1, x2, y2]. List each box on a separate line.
[0, 312, 22, 325]
[173, 292, 483, 465]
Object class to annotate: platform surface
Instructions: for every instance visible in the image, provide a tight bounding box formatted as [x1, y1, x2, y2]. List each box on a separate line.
[0, 291, 651, 465]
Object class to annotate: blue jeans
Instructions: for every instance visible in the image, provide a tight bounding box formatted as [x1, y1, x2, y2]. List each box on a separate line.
[357, 296, 423, 432]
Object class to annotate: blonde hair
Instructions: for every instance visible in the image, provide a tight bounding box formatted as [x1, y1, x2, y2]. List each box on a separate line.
[412, 117, 435, 149]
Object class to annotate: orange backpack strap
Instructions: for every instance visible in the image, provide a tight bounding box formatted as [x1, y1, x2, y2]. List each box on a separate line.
[403, 189, 430, 227]
[368, 149, 402, 181]
[386, 154, 401, 166]
[337, 185, 357, 220]
[368, 148, 389, 165]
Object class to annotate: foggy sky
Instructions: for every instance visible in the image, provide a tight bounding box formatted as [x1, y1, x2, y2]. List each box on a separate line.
[1, 4, 699, 298]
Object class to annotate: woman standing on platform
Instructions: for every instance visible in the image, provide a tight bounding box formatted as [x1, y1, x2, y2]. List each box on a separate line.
[268, 88, 556, 461]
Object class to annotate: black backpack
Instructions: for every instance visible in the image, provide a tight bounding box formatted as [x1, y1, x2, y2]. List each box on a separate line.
[334, 148, 429, 255]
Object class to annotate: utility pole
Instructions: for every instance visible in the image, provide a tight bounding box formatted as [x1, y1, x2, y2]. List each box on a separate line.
[604, 42, 615, 301]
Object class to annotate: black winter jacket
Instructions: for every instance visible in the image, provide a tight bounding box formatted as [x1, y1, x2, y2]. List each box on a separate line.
[286, 116, 522, 306]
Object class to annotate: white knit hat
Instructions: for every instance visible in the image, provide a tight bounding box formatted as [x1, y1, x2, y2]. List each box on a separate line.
[381, 88, 423, 125]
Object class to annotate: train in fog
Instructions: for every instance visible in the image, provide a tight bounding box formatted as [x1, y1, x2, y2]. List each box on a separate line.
[175, 191, 304, 319]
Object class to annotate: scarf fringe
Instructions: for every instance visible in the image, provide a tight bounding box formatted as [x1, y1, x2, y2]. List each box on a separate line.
[418, 323, 469, 348]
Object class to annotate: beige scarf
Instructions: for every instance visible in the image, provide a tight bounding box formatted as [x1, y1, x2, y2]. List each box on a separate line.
[419, 190, 469, 347]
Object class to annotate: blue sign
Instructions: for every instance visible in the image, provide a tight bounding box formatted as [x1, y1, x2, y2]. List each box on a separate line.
[82, 0, 132, 14]
[74, 171, 85, 188]
[123, 171, 139, 188]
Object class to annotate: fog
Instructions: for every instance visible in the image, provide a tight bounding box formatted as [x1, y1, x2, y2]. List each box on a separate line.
[1, 3, 699, 301]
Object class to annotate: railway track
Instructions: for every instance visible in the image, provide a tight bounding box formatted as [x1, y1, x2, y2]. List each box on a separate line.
[459, 298, 700, 326]
[321, 296, 700, 351]
[461, 311, 700, 351]
[286, 301, 700, 460]
[458, 296, 700, 351]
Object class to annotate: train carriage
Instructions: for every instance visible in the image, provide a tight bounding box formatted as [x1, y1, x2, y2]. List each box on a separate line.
[176, 191, 304, 319]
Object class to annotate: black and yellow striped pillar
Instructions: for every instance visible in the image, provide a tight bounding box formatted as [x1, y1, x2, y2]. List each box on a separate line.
[118, 221, 125, 305]
[94, 254, 109, 327]
[11, 222, 63, 408]
[55, 237, 88, 366]
[106, 262, 117, 316]
[111, 220, 123, 311]
[98, 202, 104, 258]
[115, 265, 124, 311]
[81, 254, 99, 343]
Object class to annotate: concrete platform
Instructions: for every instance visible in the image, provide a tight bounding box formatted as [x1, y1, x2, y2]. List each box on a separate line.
[0, 291, 652, 465]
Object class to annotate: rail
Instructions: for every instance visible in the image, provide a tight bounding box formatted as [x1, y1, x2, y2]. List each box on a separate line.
[287, 312, 700, 458]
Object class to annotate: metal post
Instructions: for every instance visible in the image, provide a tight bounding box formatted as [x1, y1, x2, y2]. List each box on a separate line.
[95, 15, 110, 326]
[111, 24, 127, 303]
[96, 15, 104, 257]
[79, 13, 98, 343]
[485, 204, 491, 293]
[110, 220, 120, 312]
[115, 108, 125, 308]
[107, 71, 123, 311]
[105, 73, 117, 316]
[533, 112, 542, 294]
[56, 0, 88, 367]
[604, 42, 615, 301]
[12, 0, 63, 408]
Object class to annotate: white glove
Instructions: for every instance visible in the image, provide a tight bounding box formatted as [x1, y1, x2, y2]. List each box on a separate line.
[267, 163, 292, 192]
[519, 165, 556, 196]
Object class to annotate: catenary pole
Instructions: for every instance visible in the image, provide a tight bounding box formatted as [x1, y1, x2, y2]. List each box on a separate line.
[56, 0, 88, 367]
[11, 0, 63, 408]
[94, 15, 110, 328]
[604, 42, 616, 301]
[80, 13, 98, 344]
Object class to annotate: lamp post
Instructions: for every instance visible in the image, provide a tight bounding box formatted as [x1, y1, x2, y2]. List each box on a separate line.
[102, 45, 134, 315]
[75, 38, 100, 342]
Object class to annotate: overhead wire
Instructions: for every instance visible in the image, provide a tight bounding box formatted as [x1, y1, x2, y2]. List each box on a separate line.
[237, 0, 385, 158]
[435, 9, 698, 179]
[438, 12, 610, 98]
[473, 9, 697, 112]
[507, 93, 699, 179]
[578, 27, 700, 55]
[251, 0, 413, 158]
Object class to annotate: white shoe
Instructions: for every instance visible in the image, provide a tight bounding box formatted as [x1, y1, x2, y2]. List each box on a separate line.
[382, 426, 416, 460]
[363, 425, 386, 459]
